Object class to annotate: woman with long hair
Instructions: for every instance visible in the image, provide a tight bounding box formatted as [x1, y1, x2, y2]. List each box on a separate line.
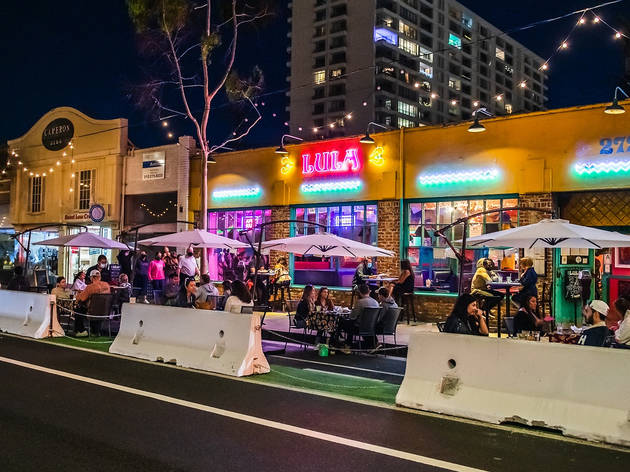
[224, 279, 253, 314]
[514, 294, 544, 333]
[444, 293, 489, 336]
[315, 286, 334, 311]
[295, 285, 315, 328]
[391, 259, 416, 302]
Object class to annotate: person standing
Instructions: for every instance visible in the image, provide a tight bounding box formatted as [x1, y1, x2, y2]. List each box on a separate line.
[148, 252, 166, 294]
[514, 257, 538, 307]
[179, 245, 200, 289]
[116, 250, 134, 279]
[134, 251, 150, 302]
[87, 255, 111, 284]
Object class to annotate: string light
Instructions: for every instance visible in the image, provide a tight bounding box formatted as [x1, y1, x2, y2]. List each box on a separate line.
[561, 41, 568, 49]
[56, 161, 61, 166]
[593, 16, 600, 23]
[139, 200, 178, 218]
[162, 121, 168, 127]
[473, 101, 479, 107]
[519, 81, 527, 88]
[615, 32, 622, 39]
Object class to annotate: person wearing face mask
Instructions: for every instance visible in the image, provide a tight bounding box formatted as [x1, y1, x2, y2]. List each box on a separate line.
[178, 245, 200, 289]
[87, 255, 111, 284]
[134, 251, 150, 302]
[578, 300, 611, 347]
[352, 257, 375, 288]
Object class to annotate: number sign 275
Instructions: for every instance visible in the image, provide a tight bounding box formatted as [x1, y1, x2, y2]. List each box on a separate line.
[600, 137, 630, 154]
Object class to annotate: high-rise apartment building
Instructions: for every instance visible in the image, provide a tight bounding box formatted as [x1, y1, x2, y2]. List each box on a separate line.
[287, 0, 548, 137]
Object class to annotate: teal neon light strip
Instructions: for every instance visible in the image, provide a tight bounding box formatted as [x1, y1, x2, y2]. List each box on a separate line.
[301, 179, 362, 193]
[574, 160, 630, 175]
[418, 168, 499, 186]
[212, 186, 261, 199]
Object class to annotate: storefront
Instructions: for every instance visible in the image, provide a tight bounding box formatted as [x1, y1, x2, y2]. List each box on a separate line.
[7, 107, 127, 283]
[190, 99, 630, 323]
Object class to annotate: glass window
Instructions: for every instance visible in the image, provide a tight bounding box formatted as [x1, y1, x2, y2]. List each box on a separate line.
[398, 101, 418, 117]
[313, 70, 326, 85]
[29, 176, 44, 213]
[406, 197, 519, 290]
[419, 64, 433, 78]
[448, 33, 462, 49]
[291, 203, 378, 286]
[398, 117, 416, 128]
[207, 208, 272, 281]
[399, 37, 419, 56]
[495, 47, 505, 61]
[419, 47, 433, 64]
[374, 28, 398, 45]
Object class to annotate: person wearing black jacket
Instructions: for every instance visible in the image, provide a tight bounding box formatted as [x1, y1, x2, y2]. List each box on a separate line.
[175, 277, 198, 308]
[444, 293, 489, 336]
[87, 255, 111, 284]
[578, 300, 611, 347]
[7, 266, 29, 292]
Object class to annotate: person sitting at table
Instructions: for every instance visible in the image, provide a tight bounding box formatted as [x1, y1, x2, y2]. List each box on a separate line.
[390, 260, 415, 303]
[163, 273, 180, 305]
[352, 257, 374, 288]
[117, 273, 132, 304]
[578, 300, 611, 347]
[315, 286, 335, 312]
[51, 276, 71, 299]
[513, 257, 537, 308]
[175, 277, 197, 308]
[222, 280, 233, 298]
[197, 274, 219, 306]
[224, 280, 253, 314]
[514, 294, 544, 333]
[76, 270, 111, 336]
[339, 283, 380, 347]
[444, 293, 489, 336]
[87, 255, 111, 284]
[613, 297, 630, 346]
[378, 287, 398, 309]
[295, 285, 316, 329]
[71, 270, 87, 293]
[7, 266, 30, 292]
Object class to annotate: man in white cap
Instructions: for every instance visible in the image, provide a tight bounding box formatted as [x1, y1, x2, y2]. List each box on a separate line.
[76, 270, 111, 336]
[578, 300, 611, 347]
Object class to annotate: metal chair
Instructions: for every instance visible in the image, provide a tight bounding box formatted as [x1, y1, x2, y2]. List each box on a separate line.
[86, 293, 115, 337]
[357, 307, 381, 350]
[286, 300, 307, 351]
[437, 321, 446, 332]
[376, 307, 402, 345]
[240, 305, 254, 314]
[401, 293, 417, 324]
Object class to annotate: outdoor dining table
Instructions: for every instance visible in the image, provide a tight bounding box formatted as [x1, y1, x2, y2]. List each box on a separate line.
[361, 276, 398, 287]
[488, 281, 521, 338]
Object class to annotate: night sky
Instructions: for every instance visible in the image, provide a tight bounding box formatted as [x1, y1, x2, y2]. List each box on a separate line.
[0, 0, 627, 150]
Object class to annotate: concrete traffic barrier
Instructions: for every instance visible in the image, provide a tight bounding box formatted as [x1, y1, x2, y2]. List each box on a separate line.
[0, 290, 64, 338]
[109, 303, 270, 377]
[396, 332, 630, 446]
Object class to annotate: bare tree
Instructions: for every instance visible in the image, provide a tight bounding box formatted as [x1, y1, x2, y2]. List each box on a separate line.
[127, 0, 270, 273]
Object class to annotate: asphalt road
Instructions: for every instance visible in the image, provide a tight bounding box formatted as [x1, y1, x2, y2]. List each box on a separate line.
[1, 335, 629, 472]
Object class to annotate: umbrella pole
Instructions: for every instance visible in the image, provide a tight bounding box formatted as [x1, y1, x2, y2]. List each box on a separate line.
[458, 229, 468, 295]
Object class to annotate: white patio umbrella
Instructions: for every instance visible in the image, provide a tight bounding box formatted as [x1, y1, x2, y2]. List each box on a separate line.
[34, 232, 129, 250]
[137, 229, 250, 250]
[463, 219, 630, 249]
[261, 232, 395, 258]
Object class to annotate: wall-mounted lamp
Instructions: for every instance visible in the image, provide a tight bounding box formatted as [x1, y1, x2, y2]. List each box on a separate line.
[275, 134, 303, 154]
[359, 122, 388, 144]
[467, 107, 493, 133]
[604, 86, 629, 115]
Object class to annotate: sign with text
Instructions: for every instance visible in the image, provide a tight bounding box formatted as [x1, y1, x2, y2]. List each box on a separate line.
[300, 140, 363, 179]
[142, 151, 166, 180]
[64, 212, 89, 221]
[42, 118, 74, 151]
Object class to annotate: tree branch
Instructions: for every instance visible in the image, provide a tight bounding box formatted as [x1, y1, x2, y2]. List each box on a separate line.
[210, 96, 261, 153]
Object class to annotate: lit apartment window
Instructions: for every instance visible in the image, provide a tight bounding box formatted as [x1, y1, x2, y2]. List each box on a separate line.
[419, 47, 433, 63]
[448, 33, 462, 49]
[385, 99, 392, 110]
[398, 101, 418, 117]
[29, 176, 44, 213]
[374, 28, 398, 45]
[398, 20, 418, 40]
[75, 169, 95, 210]
[313, 70, 326, 84]
[419, 64, 433, 78]
[462, 13, 473, 29]
[495, 47, 505, 61]
[399, 37, 419, 56]
[398, 117, 416, 128]
[448, 76, 461, 91]
[330, 68, 344, 79]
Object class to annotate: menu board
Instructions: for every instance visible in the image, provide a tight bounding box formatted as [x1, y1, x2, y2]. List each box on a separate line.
[109, 264, 121, 281]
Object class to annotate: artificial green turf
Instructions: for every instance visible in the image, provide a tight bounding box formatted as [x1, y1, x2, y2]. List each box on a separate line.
[43, 335, 114, 353]
[250, 364, 400, 404]
[41, 337, 400, 404]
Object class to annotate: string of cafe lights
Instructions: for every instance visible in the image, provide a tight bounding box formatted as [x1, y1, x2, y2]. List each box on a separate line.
[139, 200, 178, 219]
[3, 0, 627, 172]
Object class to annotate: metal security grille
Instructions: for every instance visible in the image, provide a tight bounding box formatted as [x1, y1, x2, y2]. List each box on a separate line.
[76, 169, 93, 210]
[559, 190, 630, 227]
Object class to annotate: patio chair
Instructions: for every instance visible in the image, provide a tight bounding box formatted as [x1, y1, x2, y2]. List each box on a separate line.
[240, 305, 254, 314]
[357, 307, 381, 351]
[86, 293, 116, 337]
[285, 300, 308, 351]
[437, 321, 446, 332]
[376, 307, 402, 345]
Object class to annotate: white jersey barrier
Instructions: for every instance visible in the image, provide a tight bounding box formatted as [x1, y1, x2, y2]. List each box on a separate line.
[0, 290, 64, 338]
[396, 332, 630, 446]
[109, 303, 270, 377]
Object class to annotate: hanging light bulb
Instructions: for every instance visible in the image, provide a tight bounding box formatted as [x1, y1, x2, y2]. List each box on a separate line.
[56, 161, 61, 166]
[162, 121, 168, 127]
[473, 101, 479, 107]
[63, 152, 67, 157]
[615, 32, 622, 39]
[593, 16, 600, 23]
[561, 41, 568, 49]
[430, 93, 438, 99]
[519, 81, 527, 88]
[578, 18, 586, 25]
[541, 63, 549, 71]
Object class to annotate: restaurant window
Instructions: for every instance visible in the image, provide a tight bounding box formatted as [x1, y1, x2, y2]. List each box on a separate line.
[406, 197, 518, 290]
[207, 208, 272, 281]
[291, 204, 378, 287]
[29, 176, 44, 213]
[75, 169, 95, 210]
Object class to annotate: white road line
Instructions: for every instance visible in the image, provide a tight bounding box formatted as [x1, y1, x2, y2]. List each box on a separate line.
[270, 354, 405, 377]
[0, 355, 486, 472]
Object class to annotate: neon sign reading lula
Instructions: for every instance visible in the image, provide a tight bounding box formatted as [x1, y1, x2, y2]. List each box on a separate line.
[302, 148, 361, 176]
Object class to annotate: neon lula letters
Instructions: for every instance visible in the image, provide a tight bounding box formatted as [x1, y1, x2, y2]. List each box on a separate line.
[301, 148, 361, 176]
